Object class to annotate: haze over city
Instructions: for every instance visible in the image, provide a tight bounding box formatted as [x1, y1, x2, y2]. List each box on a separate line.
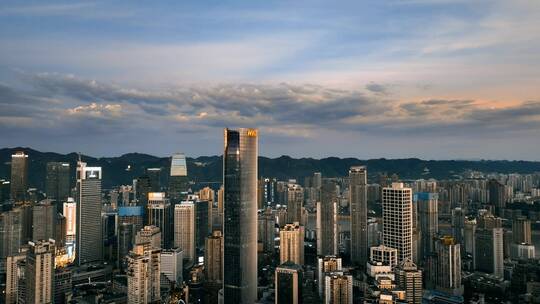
[1, 1, 539, 160]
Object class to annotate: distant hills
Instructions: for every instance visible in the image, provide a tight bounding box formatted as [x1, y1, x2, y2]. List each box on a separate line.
[1, 147, 540, 190]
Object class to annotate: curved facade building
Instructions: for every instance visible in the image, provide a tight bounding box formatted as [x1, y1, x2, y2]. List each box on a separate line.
[223, 128, 258, 303]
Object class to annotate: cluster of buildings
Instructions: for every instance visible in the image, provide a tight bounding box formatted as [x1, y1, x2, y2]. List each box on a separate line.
[1, 129, 540, 304]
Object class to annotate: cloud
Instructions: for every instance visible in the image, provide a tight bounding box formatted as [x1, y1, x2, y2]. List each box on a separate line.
[365, 82, 391, 95]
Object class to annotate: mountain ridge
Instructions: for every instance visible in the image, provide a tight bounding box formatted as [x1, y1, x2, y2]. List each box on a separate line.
[1, 147, 540, 190]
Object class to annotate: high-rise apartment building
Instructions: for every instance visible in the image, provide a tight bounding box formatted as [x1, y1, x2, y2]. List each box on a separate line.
[126, 244, 161, 304]
[223, 128, 258, 303]
[147, 192, 172, 248]
[395, 259, 423, 304]
[488, 179, 506, 215]
[280, 222, 304, 265]
[317, 180, 337, 256]
[451, 208, 465, 245]
[476, 227, 504, 277]
[169, 153, 188, 202]
[287, 183, 304, 225]
[205, 230, 224, 283]
[324, 272, 353, 304]
[26, 239, 55, 304]
[513, 217, 532, 244]
[382, 183, 413, 264]
[275, 262, 303, 304]
[174, 202, 195, 264]
[349, 166, 368, 268]
[10, 151, 29, 202]
[45, 162, 70, 206]
[136, 225, 162, 250]
[415, 192, 438, 262]
[258, 208, 276, 253]
[432, 236, 463, 296]
[318, 256, 343, 297]
[76, 161, 102, 265]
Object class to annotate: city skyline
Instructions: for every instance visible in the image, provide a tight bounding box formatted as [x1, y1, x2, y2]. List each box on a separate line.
[0, 1, 539, 160]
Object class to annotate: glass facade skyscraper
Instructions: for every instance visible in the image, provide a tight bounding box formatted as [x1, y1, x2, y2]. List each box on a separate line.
[223, 128, 258, 303]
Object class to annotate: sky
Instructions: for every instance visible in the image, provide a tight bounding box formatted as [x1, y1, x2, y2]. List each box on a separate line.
[0, 0, 539, 160]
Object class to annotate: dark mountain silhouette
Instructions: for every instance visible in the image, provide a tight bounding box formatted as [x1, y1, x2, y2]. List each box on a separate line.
[1, 147, 540, 190]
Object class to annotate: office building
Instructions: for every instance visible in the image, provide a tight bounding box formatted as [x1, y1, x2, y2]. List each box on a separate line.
[317, 180, 337, 256]
[146, 168, 162, 192]
[169, 153, 188, 202]
[26, 239, 55, 304]
[118, 223, 136, 270]
[324, 272, 353, 304]
[349, 166, 368, 268]
[127, 244, 161, 304]
[118, 205, 145, 232]
[223, 128, 258, 303]
[76, 161, 103, 265]
[161, 248, 183, 285]
[205, 230, 224, 283]
[287, 183, 304, 224]
[174, 202, 195, 264]
[195, 200, 211, 249]
[280, 222, 304, 265]
[32, 200, 56, 242]
[382, 183, 413, 264]
[415, 192, 438, 261]
[45, 162, 70, 207]
[395, 259, 423, 304]
[54, 267, 72, 304]
[147, 192, 172, 248]
[318, 256, 343, 297]
[370, 245, 398, 268]
[275, 262, 303, 304]
[10, 151, 29, 202]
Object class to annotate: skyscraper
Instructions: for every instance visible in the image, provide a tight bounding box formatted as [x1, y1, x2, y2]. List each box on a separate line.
[451, 208, 464, 245]
[136, 225, 162, 250]
[169, 153, 188, 202]
[76, 161, 103, 265]
[324, 272, 353, 304]
[26, 239, 55, 304]
[45, 162, 70, 207]
[275, 262, 303, 304]
[10, 151, 29, 202]
[395, 259, 423, 304]
[205, 230, 224, 283]
[349, 166, 368, 268]
[32, 200, 56, 242]
[147, 192, 172, 248]
[146, 168, 162, 192]
[63, 199, 76, 244]
[127, 244, 161, 304]
[432, 236, 463, 296]
[382, 183, 413, 264]
[195, 200, 211, 249]
[223, 128, 258, 303]
[280, 222, 304, 265]
[0, 208, 23, 273]
[174, 202, 195, 264]
[415, 192, 438, 262]
[317, 179, 337, 256]
[287, 183, 304, 224]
